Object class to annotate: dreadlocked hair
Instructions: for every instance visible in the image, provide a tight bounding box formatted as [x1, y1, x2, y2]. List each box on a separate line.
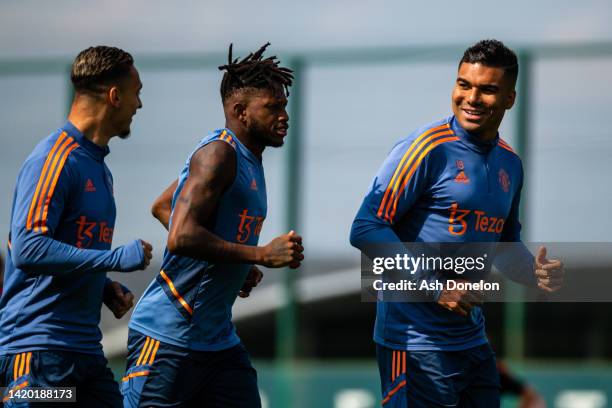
[218, 42, 294, 103]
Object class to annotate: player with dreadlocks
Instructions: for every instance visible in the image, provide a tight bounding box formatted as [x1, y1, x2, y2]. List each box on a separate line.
[124, 43, 304, 407]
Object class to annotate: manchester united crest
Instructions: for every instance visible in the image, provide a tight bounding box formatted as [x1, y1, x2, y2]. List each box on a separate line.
[498, 169, 510, 193]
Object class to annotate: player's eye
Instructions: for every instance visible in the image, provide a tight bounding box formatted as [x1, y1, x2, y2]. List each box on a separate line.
[457, 81, 470, 90]
[481, 86, 498, 94]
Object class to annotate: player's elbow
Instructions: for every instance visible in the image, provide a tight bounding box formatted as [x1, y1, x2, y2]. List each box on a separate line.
[11, 249, 29, 270]
[151, 200, 161, 220]
[11, 239, 37, 270]
[349, 220, 365, 250]
[350, 217, 391, 251]
[151, 198, 169, 224]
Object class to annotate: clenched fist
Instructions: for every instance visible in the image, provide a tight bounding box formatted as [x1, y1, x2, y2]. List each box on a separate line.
[259, 230, 304, 268]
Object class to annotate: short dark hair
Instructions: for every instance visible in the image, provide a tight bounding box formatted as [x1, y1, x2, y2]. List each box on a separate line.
[71, 46, 134, 93]
[460, 39, 518, 86]
[218, 42, 293, 103]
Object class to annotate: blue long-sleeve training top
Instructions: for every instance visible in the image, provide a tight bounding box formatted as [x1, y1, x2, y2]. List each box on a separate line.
[350, 116, 535, 351]
[0, 121, 143, 355]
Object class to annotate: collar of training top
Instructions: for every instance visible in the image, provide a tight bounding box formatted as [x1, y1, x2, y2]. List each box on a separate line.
[449, 115, 499, 155]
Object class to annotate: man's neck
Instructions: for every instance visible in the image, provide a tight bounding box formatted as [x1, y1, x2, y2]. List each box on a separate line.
[472, 128, 498, 143]
[67, 101, 113, 147]
[225, 121, 265, 159]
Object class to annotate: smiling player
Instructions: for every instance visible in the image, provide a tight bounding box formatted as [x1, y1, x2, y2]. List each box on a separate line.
[350, 40, 563, 407]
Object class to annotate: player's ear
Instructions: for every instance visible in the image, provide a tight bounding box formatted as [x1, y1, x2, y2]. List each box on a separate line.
[233, 102, 248, 124]
[108, 86, 121, 108]
[505, 90, 516, 110]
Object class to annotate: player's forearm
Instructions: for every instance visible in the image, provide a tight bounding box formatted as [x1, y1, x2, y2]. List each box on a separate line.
[167, 225, 261, 264]
[493, 242, 537, 287]
[351, 218, 444, 300]
[11, 230, 140, 276]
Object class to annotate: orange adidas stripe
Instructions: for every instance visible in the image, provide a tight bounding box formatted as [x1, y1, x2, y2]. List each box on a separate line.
[384, 129, 454, 215]
[13, 354, 20, 381]
[377, 124, 449, 219]
[382, 380, 406, 405]
[19, 353, 26, 377]
[398, 351, 402, 378]
[25, 352, 32, 375]
[389, 350, 407, 380]
[31, 136, 74, 233]
[382, 129, 454, 222]
[3, 381, 29, 402]
[141, 337, 156, 364]
[396, 351, 401, 380]
[26, 133, 67, 230]
[136, 337, 151, 366]
[148, 340, 160, 365]
[32, 136, 73, 232]
[396, 351, 402, 379]
[219, 130, 227, 141]
[122, 370, 150, 382]
[498, 139, 515, 153]
[391, 351, 396, 381]
[160, 270, 193, 315]
[38, 142, 79, 233]
[389, 136, 459, 221]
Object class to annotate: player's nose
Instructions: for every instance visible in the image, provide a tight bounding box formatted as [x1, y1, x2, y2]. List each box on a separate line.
[467, 88, 481, 105]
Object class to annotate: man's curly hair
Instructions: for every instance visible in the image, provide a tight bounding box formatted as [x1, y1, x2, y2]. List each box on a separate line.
[218, 42, 293, 103]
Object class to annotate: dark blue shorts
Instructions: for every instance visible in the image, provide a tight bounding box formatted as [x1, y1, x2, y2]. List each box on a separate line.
[0, 350, 121, 407]
[122, 329, 261, 408]
[376, 343, 500, 408]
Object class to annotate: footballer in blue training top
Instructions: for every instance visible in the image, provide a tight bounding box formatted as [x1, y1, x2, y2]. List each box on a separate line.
[350, 40, 564, 407]
[0, 46, 152, 407]
[123, 43, 304, 408]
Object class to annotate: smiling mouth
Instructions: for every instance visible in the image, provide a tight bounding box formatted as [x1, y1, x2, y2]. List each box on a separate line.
[461, 107, 488, 121]
[276, 127, 288, 136]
